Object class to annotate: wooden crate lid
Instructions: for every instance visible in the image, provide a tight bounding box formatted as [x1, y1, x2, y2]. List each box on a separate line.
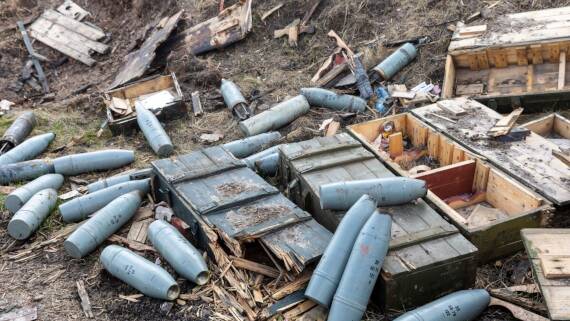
[522, 229, 570, 320]
[449, 6, 570, 53]
[412, 98, 569, 206]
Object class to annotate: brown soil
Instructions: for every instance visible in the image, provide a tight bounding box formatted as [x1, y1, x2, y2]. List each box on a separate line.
[1, 0, 568, 320]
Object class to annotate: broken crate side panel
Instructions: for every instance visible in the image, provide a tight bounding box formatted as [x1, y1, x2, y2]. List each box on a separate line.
[177, 0, 252, 55]
[521, 228, 570, 321]
[347, 111, 552, 262]
[445, 7, 570, 110]
[278, 133, 478, 311]
[109, 10, 183, 89]
[411, 98, 570, 206]
[152, 146, 331, 274]
[105, 73, 186, 135]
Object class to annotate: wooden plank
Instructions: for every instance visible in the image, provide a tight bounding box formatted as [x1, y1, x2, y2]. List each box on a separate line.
[559, 51, 566, 90]
[41, 9, 105, 40]
[76, 280, 94, 318]
[412, 160, 476, 199]
[541, 256, 570, 279]
[127, 218, 152, 244]
[456, 83, 484, 95]
[487, 108, 524, 137]
[531, 45, 544, 64]
[30, 20, 109, 54]
[554, 114, 570, 138]
[283, 300, 317, 319]
[29, 29, 95, 65]
[271, 273, 311, 300]
[443, 55, 456, 98]
[437, 101, 466, 116]
[388, 132, 403, 158]
[552, 150, 570, 167]
[458, 25, 487, 38]
[517, 47, 529, 65]
[230, 256, 280, 278]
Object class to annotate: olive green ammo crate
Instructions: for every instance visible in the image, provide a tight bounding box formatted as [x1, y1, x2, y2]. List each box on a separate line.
[278, 133, 479, 311]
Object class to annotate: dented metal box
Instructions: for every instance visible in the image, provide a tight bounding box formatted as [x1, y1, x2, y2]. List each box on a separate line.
[105, 73, 186, 135]
[347, 110, 553, 262]
[278, 133, 478, 311]
[152, 146, 331, 274]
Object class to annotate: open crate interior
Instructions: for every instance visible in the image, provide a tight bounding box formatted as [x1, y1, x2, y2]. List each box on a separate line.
[105, 74, 182, 123]
[522, 113, 570, 151]
[349, 113, 547, 228]
[443, 7, 570, 101]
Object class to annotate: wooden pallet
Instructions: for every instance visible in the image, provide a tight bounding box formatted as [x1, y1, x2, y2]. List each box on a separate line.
[29, 9, 108, 66]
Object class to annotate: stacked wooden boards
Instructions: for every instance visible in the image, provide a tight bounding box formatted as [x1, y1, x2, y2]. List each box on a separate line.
[521, 229, 570, 321]
[29, 9, 108, 66]
[411, 98, 570, 206]
[444, 6, 570, 110]
[348, 111, 552, 261]
[278, 133, 478, 311]
[151, 146, 331, 274]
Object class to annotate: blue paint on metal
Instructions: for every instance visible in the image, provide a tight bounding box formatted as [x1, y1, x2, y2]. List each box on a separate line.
[8, 188, 58, 240]
[0, 159, 54, 184]
[239, 95, 309, 136]
[53, 149, 135, 175]
[87, 168, 153, 193]
[306, 195, 377, 307]
[319, 177, 427, 210]
[328, 211, 392, 321]
[59, 178, 150, 223]
[393, 289, 490, 321]
[64, 191, 142, 258]
[373, 43, 417, 80]
[136, 103, 173, 157]
[223, 132, 282, 158]
[301, 88, 367, 113]
[100, 245, 180, 300]
[148, 220, 210, 285]
[6, 173, 64, 213]
[0, 133, 55, 165]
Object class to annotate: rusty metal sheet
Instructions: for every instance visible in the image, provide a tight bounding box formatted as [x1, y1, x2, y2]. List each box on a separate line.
[109, 10, 183, 89]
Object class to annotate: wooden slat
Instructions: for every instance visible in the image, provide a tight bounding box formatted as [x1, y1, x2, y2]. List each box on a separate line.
[388, 132, 403, 158]
[437, 100, 466, 116]
[559, 51, 566, 89]
[541, 256, 570, 279]
[41, 9, 105, 40]
[30, 19, 109, 54]
[442, 55, 456, 98]
[29, 29, 95, 65]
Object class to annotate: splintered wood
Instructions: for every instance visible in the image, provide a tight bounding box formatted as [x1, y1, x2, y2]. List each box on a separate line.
[76, 280, 94, 318]
[487, 108, 524, 137]
[29, 9, 108, 66]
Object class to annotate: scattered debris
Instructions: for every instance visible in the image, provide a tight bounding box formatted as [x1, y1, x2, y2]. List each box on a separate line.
[0, 100, 14, 116]
[57, 0, 90, 21]
[17, 21, 49, 93]
[191, 91, 204, 117]
[261, 3, 284, 21]
[273, 0, 319, 47]
[487, 108, 524, 137]
[199, 132, 224, 144]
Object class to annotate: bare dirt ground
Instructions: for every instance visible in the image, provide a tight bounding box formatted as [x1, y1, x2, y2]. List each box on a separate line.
[1, 0, 569, 320]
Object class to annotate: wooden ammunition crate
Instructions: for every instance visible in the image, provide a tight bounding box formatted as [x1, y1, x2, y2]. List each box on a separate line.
[521, 229, 570, 321]
[278, 133, 478, 311]
[105, 73, 186, 135]
[348, 109, 552, 261]
[444, 7, 570, 111]
[411, 99, 570, 207]
[152, 146, 331, 274]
